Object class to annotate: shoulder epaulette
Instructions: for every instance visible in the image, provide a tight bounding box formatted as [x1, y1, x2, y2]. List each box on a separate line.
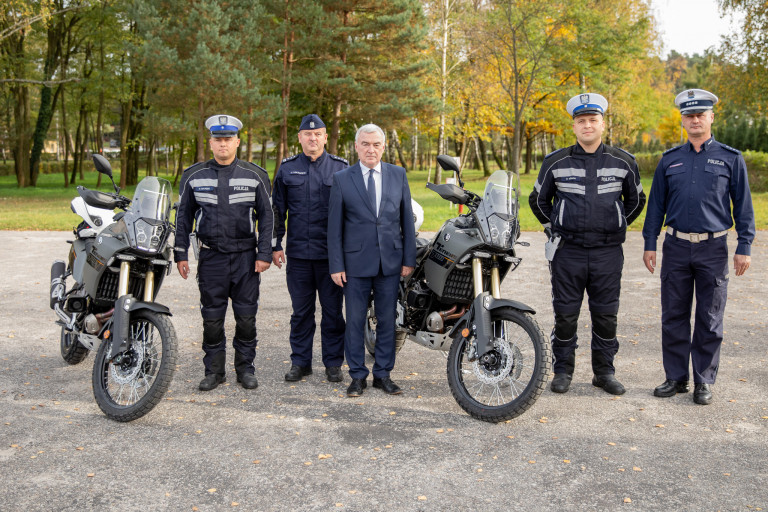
[663, 144, 685, 155]
[720, 143, 741, 155]
[281, 154, 300, 163]
[328, 154, 349, 164]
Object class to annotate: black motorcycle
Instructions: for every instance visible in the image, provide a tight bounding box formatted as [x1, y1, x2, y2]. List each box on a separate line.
[365, 155, 551, 422]
[50, 154, 178, 422]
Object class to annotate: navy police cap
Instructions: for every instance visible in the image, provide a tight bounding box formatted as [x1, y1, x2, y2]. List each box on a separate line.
[299, 114, 326, 131]
[205, 114, 242, 138]
[675, 89, 719, 115]
[566, 93, 608, 118]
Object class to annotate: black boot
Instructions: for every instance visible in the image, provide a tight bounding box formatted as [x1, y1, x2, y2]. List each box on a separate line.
[200, 345, 226, 391]
[591, 351, 625, 395]
[551, 353, 575, 393]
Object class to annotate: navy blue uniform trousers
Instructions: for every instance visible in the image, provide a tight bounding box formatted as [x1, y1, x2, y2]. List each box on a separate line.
[197, 249, 260, 376]
[285, 257, 345, 368]
[660, 233, 729, 384]
[343, 272, 399, 380]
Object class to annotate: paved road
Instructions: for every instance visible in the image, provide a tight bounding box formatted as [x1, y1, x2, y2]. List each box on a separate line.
[0, 231, 765, 511]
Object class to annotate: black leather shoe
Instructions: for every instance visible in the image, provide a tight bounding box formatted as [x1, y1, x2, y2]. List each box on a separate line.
[653, 379, 690, 397]
[347, 378, 367, 397]
[199, 374, 226, 391]
[550, 373, 572, 393]
[284, 365, 312, 382]
[592, 374, 626, 395]
[237, 373, 259, 389]
[325, 366, 343, 383]
[373, 377, 402, 395]
[693, 383, 713, 405]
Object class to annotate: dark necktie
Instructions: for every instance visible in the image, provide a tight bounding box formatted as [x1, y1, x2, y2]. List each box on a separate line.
[367, 169, 377, 216]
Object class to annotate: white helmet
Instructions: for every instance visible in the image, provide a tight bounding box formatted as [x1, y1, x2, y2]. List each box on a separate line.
[411, 199, 424, 233]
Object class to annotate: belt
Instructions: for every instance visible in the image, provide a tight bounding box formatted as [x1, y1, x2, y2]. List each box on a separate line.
[666, 226, 727, 243]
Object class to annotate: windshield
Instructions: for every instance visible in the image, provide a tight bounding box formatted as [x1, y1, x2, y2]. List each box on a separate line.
[122, 177, 173, 253]
[476, 170, 518, 249]
[130, 177, 172, 221]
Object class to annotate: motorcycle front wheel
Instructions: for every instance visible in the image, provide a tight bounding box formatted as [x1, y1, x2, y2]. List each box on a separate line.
[447, 307, 550, 423]
[60, 326, 89, 365]
[92, 310, 177, 422]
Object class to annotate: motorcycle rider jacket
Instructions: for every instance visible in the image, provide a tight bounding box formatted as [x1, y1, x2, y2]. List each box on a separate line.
[529, 143, 646, 247]
[174, 158, 274, 262]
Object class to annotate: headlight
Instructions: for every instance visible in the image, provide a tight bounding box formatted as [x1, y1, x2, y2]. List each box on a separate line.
[133, 219, 165, 253]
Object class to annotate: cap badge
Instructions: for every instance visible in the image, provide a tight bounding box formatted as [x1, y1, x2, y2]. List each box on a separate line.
[580, 94, 589, 104]
[218, 115, 227, 124]
[687, 90, 695, 98]
[310, 121, 315, 128]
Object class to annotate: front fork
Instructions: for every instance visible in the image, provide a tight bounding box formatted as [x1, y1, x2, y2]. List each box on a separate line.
[110, 261, 156, 355]
[466, 255, 501, 359]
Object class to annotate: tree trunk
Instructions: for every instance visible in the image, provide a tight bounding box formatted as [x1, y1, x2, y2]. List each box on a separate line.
[489, 139, 504, 170]
[196, 96, 206, 163]
[410, 118, 418, 171]
[477, 137, 490, 176]
[524, 129, 534, 175]
[391, 129, 407, 170]
[146, 137, 155, 177]
[260, 139, 268, 169]
[173, 139, 186, 186]
[276, 28, 295, 175]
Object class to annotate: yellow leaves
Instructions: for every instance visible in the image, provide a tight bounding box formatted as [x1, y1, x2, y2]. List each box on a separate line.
[563, 459, 571, 464]
[417, 496, 427, 501]
[633, 467, 642, 472]
[87, 473, 95, 478]
[318, 454, 333, 460]
[624, 498, 632, 503]
[538, 417, 548, 423]
[207, 488, 217, 494]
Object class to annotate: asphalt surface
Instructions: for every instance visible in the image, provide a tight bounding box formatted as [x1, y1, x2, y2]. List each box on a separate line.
[0, 230, 766, 511]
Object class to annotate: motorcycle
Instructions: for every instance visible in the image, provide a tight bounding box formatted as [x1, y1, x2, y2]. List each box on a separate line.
[49, 154, 178, 422]
[365, 155, 551, 422]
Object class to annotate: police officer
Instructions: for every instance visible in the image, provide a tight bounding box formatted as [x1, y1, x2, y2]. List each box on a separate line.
[272, 114, 347, 383]
[175, 114, 274, 391]
[642, 89, 755, 405]
[529, 93, 646, 396]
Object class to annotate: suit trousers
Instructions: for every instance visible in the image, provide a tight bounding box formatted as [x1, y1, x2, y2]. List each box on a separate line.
[343, 272, 400, 380]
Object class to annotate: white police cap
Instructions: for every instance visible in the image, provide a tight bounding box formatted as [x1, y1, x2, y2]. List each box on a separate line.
[205, 114, 243, 138]
[675, 89, 718, 115]
[566, 93, 608, 118]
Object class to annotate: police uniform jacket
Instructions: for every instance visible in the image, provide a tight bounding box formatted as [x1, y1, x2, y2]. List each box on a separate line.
[529, 143, 646, 247]
[174, 158, 274, 262]
[642, 137, 755, 256]
[272, 151, 348, 259]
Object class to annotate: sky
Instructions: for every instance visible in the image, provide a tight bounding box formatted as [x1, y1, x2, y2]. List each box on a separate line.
[651, 0, 744, 57]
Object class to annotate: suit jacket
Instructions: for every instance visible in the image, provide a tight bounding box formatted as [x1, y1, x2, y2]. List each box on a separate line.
[327, 162, 417, 277]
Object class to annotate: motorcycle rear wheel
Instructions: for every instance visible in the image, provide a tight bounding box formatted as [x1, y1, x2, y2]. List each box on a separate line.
[92, 310, 177, 422]
[60, 326, 89, 365]
[447, 307, 550, 423]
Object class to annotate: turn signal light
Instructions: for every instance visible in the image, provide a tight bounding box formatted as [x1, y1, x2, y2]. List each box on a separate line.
[104, 330, 111, 339]
[461, 328, 470, 338]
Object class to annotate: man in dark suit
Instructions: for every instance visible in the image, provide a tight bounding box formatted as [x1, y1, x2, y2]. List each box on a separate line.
[327, 124, 417, 397]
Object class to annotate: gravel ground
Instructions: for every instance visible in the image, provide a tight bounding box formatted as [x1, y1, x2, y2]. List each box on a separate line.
[0, 230, 765, 511]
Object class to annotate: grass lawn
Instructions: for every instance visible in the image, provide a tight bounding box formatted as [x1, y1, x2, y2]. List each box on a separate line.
[1, 166, 766, 232]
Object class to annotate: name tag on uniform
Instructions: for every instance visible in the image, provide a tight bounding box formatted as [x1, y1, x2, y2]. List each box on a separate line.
[707, 158, 725, 167]
[669, 163, 683, 168]
[289, 171, 307, 175]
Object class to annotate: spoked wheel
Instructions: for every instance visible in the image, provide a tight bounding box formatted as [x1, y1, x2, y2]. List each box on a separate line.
[364, 305, 377, 356]
[60, 326, 89, 365]
[363, 302, 406, 357]
[92, 310, 177, 422]
[447, 307, 550, 423]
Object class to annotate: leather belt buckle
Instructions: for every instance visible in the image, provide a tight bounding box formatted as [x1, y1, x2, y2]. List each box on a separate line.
[689, 233, 705, 243]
